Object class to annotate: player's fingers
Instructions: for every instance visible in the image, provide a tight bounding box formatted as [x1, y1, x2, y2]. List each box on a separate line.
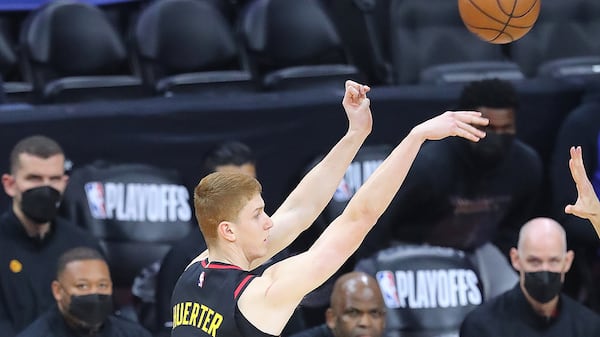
[457, 120, 486, 139]
[345, 80, 361, 90]
[565, 204, 574, 215]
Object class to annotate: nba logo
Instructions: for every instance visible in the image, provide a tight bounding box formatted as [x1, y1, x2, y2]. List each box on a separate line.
[376, 271, 401, 308]
[333, 179, 353, 202]
[85, 182, 107, 219]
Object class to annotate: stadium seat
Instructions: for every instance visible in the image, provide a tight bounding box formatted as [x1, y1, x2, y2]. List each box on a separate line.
[60, 160, 193, 315]
[0, 29, 32, 103]
[19, 0, 144, 103]
[130, 0, 255, 97]
[355, 244, 485, 337]
[389, 0, 524, 85]
[239, 0, 363, 91]
[510, 0, 600, 82]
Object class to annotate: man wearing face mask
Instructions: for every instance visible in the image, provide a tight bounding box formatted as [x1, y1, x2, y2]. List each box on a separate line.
[16, 247, 152, 337]
[357, 79, 543, 300]
[460, 217, 600, 336]
[0, 135, 103, 337]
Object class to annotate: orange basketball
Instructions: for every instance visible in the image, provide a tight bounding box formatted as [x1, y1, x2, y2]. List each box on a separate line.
[458, 0, 541, 44]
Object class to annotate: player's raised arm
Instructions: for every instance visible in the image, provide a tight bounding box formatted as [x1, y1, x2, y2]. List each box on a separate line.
[250, 80, 373, 269]
[240, 111, 488, 335]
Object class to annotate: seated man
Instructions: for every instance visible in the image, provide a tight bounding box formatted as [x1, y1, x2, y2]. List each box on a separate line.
[459, 217, 600, 336]
[289, 272, 386, 337]
[16, 246, 152, 337]
[361, 78, 543, 297]
[0, 135, 102, 337]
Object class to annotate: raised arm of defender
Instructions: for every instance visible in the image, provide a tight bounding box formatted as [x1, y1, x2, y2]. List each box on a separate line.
[566, 146, 600, 237]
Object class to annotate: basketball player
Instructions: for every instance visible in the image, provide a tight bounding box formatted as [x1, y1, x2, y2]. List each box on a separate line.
[170, 80, 488, 337]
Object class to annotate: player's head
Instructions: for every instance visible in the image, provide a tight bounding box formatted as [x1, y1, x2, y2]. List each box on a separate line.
[2, 135, 68, 224]
[202, 141, 256, 178]
[52, 247, 113, 330]
[327, 272, 386, 337]
[458, 79, 518, 168]
[194, 172, 264, 246]
[510, 217, 574, 305]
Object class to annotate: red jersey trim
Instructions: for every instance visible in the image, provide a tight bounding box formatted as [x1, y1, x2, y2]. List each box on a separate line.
[234, 275, 254, 299]
[201, 259, 242, 270]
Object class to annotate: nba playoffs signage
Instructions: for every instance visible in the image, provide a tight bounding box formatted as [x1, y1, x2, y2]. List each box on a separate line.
[84, 181, 192, 222]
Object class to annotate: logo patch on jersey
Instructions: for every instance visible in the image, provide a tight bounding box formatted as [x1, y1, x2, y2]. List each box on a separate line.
[84, 182, 107, 219]
[198, 271, 205, 288]
[9, 259, 22, 273]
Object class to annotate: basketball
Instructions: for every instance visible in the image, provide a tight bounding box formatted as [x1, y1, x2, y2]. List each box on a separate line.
[458, 0, 541, 44]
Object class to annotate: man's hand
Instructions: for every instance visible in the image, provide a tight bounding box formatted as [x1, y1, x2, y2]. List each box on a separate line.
[342, 80, 372, 136]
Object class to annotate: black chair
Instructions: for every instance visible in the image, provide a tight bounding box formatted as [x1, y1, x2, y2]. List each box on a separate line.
[389, 0, 524, 85]
[0, 29, 32, 103]
[355, 244, 485, 337]
[60, 160, 193, 317]
[509, 0, 600, 83]
[130, 0, 255, 97]
[19, 0, 144, 103]
[239, 0, 363, 91]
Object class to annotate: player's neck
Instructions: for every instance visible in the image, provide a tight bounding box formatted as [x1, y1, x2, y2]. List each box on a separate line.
[208, 247, 251, 270]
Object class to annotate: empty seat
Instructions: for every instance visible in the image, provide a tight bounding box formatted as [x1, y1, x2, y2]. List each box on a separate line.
[60, 160, 193, 311]
[19, 0, 144, 103]
[131, 0, 255, 97]
[510, 0, 600, 82]
[239, 0, 363, 91]
[0, 30, 32, 103]
[389, 0, 523, 85]
[355, 244, 485, 337]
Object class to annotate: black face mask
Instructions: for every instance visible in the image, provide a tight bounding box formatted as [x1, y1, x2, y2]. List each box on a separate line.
[523, 271, 563, 303]
[67, 293, 113, 329]
[20, 186, 61, 224]
[468, 132, 514, 170]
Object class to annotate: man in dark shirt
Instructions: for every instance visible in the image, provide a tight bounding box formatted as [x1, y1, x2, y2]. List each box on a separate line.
[460, 217, 600, 337]
[289, 271, 386, 337]
[551, 88, 600, 246]
[0, 135, 102, 337]
[16, 247, 152, 337]
[362, 79, 543, 297]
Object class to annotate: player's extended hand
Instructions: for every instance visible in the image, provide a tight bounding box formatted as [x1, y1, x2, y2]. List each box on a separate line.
[565, 146, 600, 222]
[412, 110, 488, 142]
[342, 80, 372, 136]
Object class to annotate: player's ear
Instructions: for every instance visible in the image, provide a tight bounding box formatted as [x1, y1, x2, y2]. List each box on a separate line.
[218, 221, 236, 242]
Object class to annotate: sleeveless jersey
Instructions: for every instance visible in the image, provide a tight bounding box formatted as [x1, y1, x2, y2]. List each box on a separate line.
[170, 259, 277, 337]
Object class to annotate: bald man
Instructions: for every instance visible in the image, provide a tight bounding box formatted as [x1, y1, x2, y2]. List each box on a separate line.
[460, 217, 600, 336]
[289, 272, 386, 337]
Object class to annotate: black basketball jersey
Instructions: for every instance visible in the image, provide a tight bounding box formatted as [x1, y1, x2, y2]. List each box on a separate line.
[170, 259, 276, 337]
